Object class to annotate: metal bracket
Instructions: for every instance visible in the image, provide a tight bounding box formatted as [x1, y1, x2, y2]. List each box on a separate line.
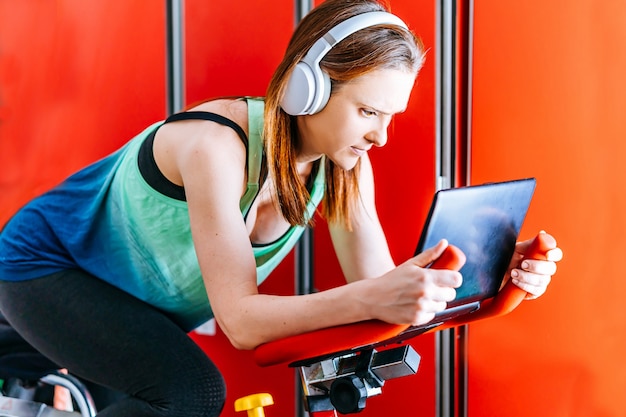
[298, 344, 420, 414]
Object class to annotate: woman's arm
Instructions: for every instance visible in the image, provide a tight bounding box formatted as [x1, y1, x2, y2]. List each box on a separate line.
[328, 153, 396, 282]
[156, 110, 450, 351]
[156, 102, 459, 350]
[328, 154, 463, 326]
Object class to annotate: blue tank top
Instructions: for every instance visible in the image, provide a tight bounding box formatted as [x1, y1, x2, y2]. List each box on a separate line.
[0, 98, 325, 331]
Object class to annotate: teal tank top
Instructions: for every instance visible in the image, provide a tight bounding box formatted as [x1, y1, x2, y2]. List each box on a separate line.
[0, 98, 325, 331]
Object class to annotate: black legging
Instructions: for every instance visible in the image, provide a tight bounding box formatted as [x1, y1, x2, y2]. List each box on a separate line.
[0, 269, 226, 417]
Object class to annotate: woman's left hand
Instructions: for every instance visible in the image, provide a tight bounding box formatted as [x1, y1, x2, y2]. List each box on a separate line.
[508, 231, 563, 300]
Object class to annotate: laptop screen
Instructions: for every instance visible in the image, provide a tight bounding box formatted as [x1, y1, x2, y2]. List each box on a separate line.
[415, 178, 536, 308]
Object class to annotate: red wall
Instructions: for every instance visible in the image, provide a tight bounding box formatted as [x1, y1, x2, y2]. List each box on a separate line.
[468, 1, 626, 416]
[0, 1, 165, 226]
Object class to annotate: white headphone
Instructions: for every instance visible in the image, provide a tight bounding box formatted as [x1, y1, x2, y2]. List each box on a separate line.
[280, 11, 409, 116]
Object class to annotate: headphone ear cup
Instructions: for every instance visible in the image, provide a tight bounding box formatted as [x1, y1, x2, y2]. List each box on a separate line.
[309, 70, 331, 115]
[281, 62, 317, 116]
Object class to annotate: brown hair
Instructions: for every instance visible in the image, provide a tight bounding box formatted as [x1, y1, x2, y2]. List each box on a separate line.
[264, 0, 425, 228]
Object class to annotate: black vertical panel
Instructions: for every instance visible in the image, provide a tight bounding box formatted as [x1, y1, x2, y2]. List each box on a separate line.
[436, 0, 456, 190]
[435, 0, 457, 412]
[293, 0, 316, 299]
[166, 0, 185, 116]
[436, 0, 473, 416]
[456, 2, 473, 415]
[292, 4, 315, 417]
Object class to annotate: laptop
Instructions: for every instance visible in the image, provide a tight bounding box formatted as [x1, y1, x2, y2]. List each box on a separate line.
[386, 177, 537, 340]
[255, 178, 538, 366]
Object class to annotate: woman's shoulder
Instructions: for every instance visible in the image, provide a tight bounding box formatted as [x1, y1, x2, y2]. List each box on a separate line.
[159, 98, 251, 152]
[152, 98, 251, 188]
[187, 98, 249, 133]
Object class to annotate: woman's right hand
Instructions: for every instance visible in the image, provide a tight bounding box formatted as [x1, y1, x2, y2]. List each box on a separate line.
[366, 240, 464, 326]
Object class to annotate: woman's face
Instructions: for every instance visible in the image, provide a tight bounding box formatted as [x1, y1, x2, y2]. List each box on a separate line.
[296, 68, 416, 170]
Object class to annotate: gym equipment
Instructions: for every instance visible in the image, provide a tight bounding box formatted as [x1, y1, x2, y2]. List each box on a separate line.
[0, 371, 96, 417]
[234, 393, 274, 417]
[253, 233, 553, 415]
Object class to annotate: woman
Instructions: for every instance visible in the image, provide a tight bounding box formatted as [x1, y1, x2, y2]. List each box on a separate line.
[0, 0, 562, 416]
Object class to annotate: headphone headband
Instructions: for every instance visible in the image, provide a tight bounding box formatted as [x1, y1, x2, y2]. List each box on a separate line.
[303, 12, 408, 67]
[281, 11, 409, 116]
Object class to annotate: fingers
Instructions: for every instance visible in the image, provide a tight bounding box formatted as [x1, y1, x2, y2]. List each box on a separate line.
[509, 230, 562, 300]
[413, 311, 437, 326]
[510, 267, 551, 298]
[409, 270, 462, 325]
[412, 243, 464, 323]
[412, 269, 460, 305]
[427, 280, 459, 302]
[518, 258, 557, 276]
[378, 252, 464, 326]
[516, 231, 560, 260]
[412, 239, 449, 268]
[546, 247, 564, 262]
[510, 255, 556, 298]
[410, 295, 449, 326]
[441, 270, 463, 288]
[412, 278, 460, 325]
[417, 267, 463, 289]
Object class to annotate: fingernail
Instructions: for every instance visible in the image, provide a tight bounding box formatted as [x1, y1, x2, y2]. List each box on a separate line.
[521, 261, 529, 269]
[512, 278, 520, 285]
[511, 269, 519, 278]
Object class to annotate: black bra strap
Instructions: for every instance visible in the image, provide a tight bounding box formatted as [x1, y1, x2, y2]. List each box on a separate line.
[164, 111, 248, 146]
[138, 110, 252, 201]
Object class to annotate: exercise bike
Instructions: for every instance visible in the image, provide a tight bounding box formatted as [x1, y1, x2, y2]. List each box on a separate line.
[0, 371, 96, 417]
[237, 235, 551, 416]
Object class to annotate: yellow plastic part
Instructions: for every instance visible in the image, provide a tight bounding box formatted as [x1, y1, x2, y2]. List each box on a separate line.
[234, 393, 274, 417]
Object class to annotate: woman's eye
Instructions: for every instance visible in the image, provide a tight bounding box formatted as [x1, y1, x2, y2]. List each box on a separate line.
[361, 109, 377, 117]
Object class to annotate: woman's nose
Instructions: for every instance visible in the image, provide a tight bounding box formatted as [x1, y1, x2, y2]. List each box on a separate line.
[366, 122, 389, 147]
